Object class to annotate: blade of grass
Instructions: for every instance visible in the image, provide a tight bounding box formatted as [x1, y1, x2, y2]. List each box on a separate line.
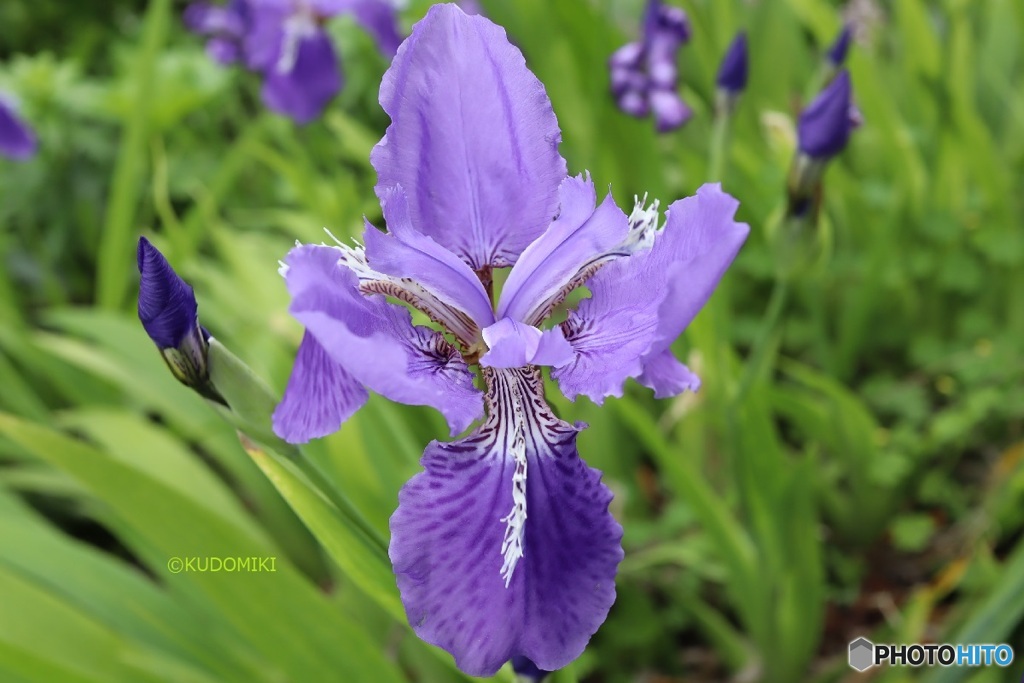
[95, 0, 172, 310]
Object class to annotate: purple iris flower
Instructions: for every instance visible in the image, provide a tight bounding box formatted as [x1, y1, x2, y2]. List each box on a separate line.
[273, 4, 748, 675]
[609, 0, 692, 132]
[185, 0, 401, 123]
[826, 24, 853, 67]
[716, 32, 748, 95]
[797, 69, 856, 160]
[0, 93, 38, 161]
[137, 238, 222, 401]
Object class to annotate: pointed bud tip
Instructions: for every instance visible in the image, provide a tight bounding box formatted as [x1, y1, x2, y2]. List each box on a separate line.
[137, 236, 200, 350]
[716, 31, 748, 94]
[827, 24, 853, 66]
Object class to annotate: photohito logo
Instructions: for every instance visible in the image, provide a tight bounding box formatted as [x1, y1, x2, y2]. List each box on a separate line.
[848, 638, 1014, 671]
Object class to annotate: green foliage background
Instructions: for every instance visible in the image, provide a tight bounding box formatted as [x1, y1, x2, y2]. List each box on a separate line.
[0, 0, 1022, 681]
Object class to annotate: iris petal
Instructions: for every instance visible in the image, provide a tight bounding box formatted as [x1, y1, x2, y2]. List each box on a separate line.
[479, 319, 574, 369]
[498, 174, 629, 326]
[365, 186, 495, 333]
[273, 331, 368, 443]
[371, 4, 567, 269]
[389, 367, 623, 676]
[281, 243, 483, 435]
[261, 29, 342, 124]
[553, 184, 748, 402]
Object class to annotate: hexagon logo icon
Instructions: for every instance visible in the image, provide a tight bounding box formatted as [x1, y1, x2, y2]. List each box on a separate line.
[849, 637, 875, 671]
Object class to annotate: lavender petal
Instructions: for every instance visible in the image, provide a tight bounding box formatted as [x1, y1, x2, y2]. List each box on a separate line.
[498, 174, 628, 326]
[554, 184, 748, 402]
[273, 330, 369, 443]
[389, 367, 623, 676]
[371, 4, 567, 269]
[282, 244, 483, 435]
[365, 186, 495, 331]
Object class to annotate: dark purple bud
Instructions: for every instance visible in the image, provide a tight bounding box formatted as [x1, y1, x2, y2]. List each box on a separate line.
[138, 237, 223, 400]
[138, 237, 199, 350]
[0, 94, 38, 161]
[511, 656, 550, 682]
[716, 32, 748, 94]
[826, 24, 853, 67]
[797, 70, 855, 159]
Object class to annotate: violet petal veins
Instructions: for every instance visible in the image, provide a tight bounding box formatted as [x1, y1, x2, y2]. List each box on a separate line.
[274, 4, 749, 675]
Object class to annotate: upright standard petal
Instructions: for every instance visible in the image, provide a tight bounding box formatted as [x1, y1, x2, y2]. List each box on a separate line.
[553, 184, 749, 403]
[389, 367, 623, 676]
[497, 175, 629, 326]
[0, 95, 38, 161]
[283, 243, 483, 435]
[273, 331, 368, 443]
[371, 4, 568, 269]
[364, 186, 495, 331]
[261, 29, 343, 124]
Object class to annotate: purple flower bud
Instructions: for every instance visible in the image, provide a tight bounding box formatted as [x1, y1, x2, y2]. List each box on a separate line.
[511, 655, 550, 682]
[797, 70, 855, 159]
[138, 237, 200, 350]
[826, 24, 853, 67]
[716, 32, 748, 94]
[0, 93, 38, 161]
[137, 237, 221, 400]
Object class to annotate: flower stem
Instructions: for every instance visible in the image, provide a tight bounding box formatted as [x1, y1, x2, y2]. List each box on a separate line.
[708, 109, 732, 182]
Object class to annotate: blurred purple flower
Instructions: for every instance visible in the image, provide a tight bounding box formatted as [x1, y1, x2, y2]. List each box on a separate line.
[0, 93, 38, 161]
[274, 4, 748, 675]
[798, 69, 857, 159]
[826, 24, 853, 67]
[716, 31, 748, 95]
[184, 0, 250, 64]
[609, 0, 692, 131]
[185, 0, 401, 123]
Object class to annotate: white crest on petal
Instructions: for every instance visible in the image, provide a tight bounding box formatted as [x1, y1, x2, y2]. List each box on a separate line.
[499, 385, 528, 588]
[625, 193, 660, 251]
[277, 9, 318, 74]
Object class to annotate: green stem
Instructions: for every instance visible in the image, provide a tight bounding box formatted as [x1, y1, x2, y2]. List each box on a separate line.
[708, 110, 731, 183]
